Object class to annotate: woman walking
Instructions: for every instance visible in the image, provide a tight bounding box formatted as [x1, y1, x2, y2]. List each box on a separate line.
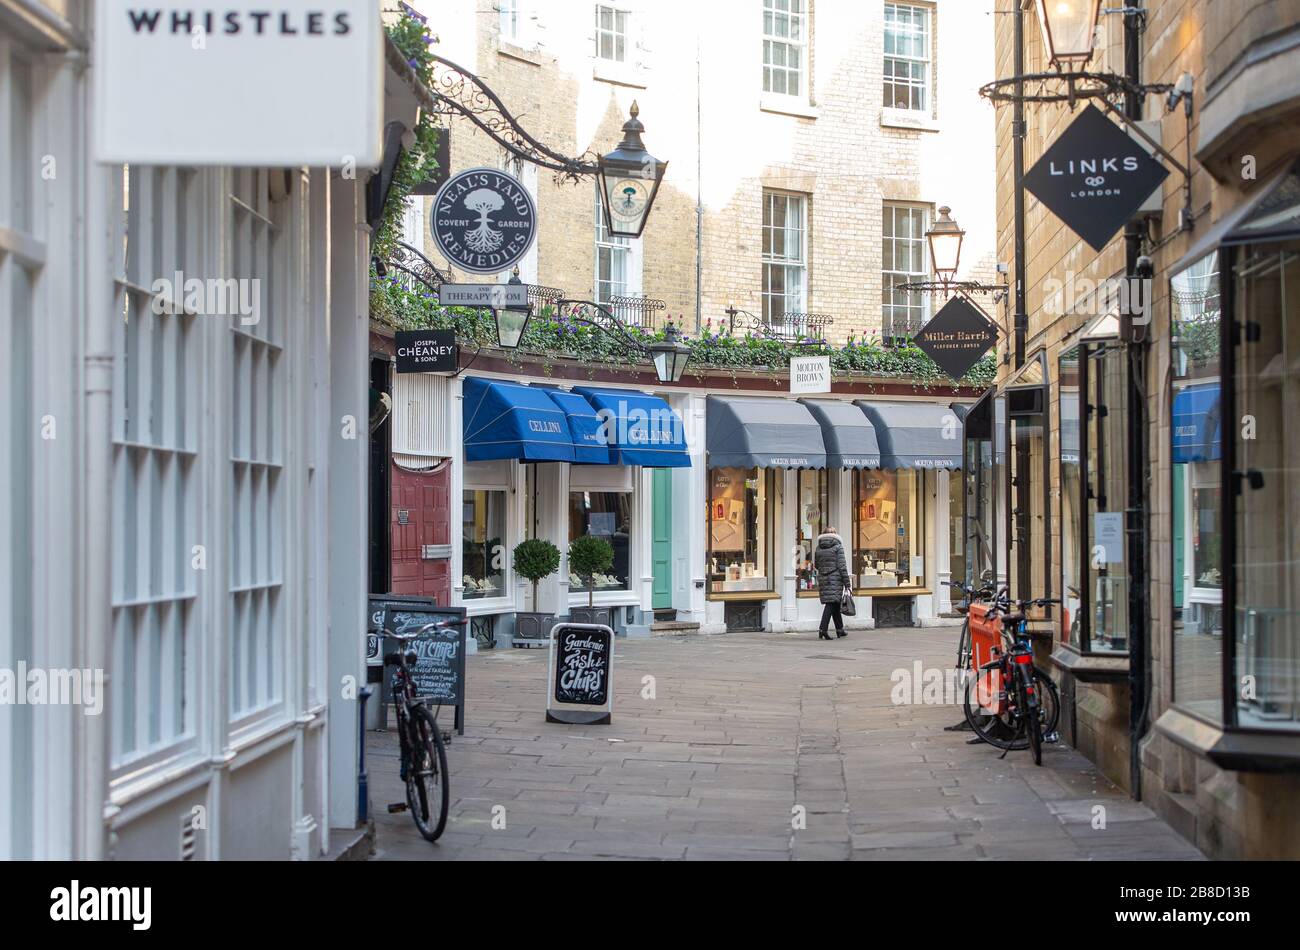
[814, 527, 852, 640]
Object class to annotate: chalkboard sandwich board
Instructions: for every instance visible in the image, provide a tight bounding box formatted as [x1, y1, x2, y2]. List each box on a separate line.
[381, 604, 468, 735]
[546, 623, 614, 726]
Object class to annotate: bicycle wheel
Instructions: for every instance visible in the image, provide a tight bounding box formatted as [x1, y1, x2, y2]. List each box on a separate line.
[954, 619, 972, 675]
[963, 667, 1059, 752]
[1021, 668, 1043, 766]
[406, 704, 450, 842]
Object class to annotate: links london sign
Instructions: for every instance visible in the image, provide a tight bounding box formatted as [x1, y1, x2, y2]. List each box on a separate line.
[94, 4, 382, 166]
[432, 168, 539, 275]
[1023, 104, 1168, 252]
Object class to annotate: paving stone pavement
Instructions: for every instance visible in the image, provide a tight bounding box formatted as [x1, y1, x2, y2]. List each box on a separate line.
[368, 627, 1205, 861]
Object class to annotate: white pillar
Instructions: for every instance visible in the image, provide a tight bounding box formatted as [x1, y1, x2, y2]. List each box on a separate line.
[326, 172, 369, 832]
[780, 468, 798, 623]
[673, 393, 708, 625]
[936, 469, 953, 613]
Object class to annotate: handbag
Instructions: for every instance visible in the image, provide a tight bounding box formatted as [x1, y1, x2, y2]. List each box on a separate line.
[840, 584, 857, 617]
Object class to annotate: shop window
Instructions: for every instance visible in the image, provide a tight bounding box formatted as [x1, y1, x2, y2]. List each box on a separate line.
[853, 469, 926, 590]
[1005, 351, 1052, 614]
[1082, 343, 1128, 652]
[462, 490, 506, 600]
[1230, 241, 1300, 729]
[1059, 347, 1083, 646]
[796, 469, 829, 591]
[962, 393, 998, 587]
[707, 468, 775, 594]
[569, 491, 632, 593]
[762, 0, 806, 98]
[948, 469, 966, 592]
[1171, 250, 1223, 720]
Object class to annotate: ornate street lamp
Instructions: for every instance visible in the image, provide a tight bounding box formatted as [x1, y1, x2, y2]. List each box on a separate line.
[646, 323, 691, 383]
[927, 206, 966, 286]
[494, 269, 532, 349]
[1035, 0, 1104, 69]
[597, 102, 668, 240]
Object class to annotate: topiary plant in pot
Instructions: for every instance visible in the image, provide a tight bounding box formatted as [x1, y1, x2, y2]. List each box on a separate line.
[568, 534, 615, 627]
[511, 538, 561, 646]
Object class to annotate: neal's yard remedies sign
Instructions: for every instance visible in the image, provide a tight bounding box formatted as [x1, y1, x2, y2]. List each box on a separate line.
[432, 168, 539, 275]
[382, 606, 468, 735]
[1023, 104, 1169, 252]
[395, 329, 457, 374]
[912, 297, 999, 380]
[546, 624, 614, 726]
[790, 355, 831, 394]
[94, 4, 382, 166]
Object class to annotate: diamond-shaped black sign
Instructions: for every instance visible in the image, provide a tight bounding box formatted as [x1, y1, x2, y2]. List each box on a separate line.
[1024, 104, 1169, 252]
[913, 297, 998, 380]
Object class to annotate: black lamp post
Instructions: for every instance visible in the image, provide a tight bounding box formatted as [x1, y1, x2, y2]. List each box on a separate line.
[646, 323, 691, 383]
[1035, 0, 1104, 69]
[597, 102, 668, 240]
[494, 269, 532, 349]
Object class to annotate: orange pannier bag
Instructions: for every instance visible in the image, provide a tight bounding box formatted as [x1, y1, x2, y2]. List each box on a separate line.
[967, 603, 1007, 715]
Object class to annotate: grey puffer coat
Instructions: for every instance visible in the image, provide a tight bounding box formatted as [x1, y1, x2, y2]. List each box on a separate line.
[814, 532, 851, 605]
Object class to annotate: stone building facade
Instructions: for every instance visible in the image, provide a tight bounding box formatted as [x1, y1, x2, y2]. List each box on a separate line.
[990, 0, 1300, 860]
[410, 0, 1000, 344]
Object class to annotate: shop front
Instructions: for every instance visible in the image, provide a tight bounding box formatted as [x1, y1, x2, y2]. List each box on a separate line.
[457, 373, 689, 644]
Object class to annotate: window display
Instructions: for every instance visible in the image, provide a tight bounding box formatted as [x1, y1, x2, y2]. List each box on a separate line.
[568, 491, 631, 592]
[1084, 343, 1128, 652]
[852, 469, 925, 590]
[462, 490, 506, 600]
[796, 469, 828, 591]
[1171, 250, 1223, 720]
[1060, 347, 1082, 646]
[707, 467, 774, 594]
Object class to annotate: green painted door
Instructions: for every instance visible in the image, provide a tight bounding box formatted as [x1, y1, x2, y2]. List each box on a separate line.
[652, 468, 673, 610]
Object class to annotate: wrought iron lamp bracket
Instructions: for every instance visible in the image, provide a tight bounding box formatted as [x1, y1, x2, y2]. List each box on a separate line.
[386, 39, 599, 183]
[557, 299, 657, 355]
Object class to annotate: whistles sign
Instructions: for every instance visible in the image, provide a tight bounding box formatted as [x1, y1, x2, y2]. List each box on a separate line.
[1023, 104, 1168, 252]
[94, 4, 383, 166]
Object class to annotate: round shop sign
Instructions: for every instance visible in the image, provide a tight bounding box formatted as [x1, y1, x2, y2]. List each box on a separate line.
[431, 167, 538, 275]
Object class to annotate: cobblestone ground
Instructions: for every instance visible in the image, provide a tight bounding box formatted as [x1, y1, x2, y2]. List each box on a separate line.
[369, 627, 1205, 861]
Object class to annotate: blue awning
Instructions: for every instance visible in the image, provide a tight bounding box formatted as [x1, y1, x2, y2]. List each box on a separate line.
[573, 387, 691, 468]
[462, 376, 575, 462]
[1173, 382, 1221, 464]
[537, 388, 614, 465]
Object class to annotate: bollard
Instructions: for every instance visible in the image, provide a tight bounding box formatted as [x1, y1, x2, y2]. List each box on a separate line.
[357, 685, 374, 824]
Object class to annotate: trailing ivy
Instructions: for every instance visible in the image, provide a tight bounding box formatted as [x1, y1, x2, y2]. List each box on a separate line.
[373, 5, 443, 265]
[372, 276, 995, 388]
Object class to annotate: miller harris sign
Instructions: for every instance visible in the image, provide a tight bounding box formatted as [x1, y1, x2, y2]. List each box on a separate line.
[1023, 104, 1168, 252]
[94, 4, 382, 166]
[912, 297, 998, 380]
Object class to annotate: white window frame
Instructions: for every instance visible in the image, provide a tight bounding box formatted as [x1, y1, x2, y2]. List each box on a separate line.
[762, 0, 808, 100]
[761, 190, 808, 329]
[502, 153, 539, 284]
[883, 3, 932, 114]
[594, 3, 630, 63]
[108, 165, 204, 775]
[497, 0, 541, 50]
[882, 202, 931, 340]
[595, 184, 643, 306]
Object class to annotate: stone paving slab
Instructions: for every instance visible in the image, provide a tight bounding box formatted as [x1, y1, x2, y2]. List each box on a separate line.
[369, 628, 1205, 862]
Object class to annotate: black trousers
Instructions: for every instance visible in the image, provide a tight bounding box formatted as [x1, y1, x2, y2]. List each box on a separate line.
[819, 601, 844, 634]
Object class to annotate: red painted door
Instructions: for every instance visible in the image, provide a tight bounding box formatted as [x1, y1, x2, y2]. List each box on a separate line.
[390, 461, 452, 605]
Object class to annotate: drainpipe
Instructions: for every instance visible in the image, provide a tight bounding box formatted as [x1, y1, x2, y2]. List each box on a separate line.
[1012, 2, 1027, 370]
[1123, 7, 1149, 801]
[694, 33, 703, 335]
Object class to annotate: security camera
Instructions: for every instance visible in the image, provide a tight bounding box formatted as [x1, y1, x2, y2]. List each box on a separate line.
[1135, 255, 1154, 279]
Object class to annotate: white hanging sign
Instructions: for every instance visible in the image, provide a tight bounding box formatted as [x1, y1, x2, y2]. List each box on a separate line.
[93, 4, 383, 166]
[790, 355, 831, 394]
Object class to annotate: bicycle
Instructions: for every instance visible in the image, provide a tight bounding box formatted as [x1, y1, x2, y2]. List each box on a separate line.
[962, 590, 1061, 765]
[384, 619, 462, 841]
[945, 573, 996, 675]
